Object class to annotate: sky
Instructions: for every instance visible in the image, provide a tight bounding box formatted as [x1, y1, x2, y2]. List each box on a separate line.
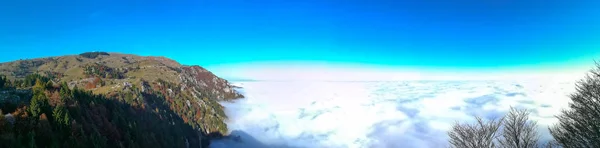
[2, 0, 600, 80]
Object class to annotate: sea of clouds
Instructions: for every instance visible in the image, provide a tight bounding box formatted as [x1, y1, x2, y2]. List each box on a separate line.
[210, 80, 578, 148]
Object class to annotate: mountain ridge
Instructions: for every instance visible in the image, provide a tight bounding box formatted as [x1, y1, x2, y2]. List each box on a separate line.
[0, 51, 243, 147]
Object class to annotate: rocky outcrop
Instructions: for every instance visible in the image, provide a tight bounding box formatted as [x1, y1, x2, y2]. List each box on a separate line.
[179, 66, 244, 101]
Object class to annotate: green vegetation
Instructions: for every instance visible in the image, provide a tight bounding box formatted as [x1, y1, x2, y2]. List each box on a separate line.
[83, 63, 125, 79]
[0, 53, 244, 147]
[98, 78, 231, 135]
[79, 52, 110, 59]
[16, 73, 50, 88]
[0, 74, 207, 148]
[0, 75, 6, 89]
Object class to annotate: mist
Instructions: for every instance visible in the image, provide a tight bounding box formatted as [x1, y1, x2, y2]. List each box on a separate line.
[209, 79, 577, 148]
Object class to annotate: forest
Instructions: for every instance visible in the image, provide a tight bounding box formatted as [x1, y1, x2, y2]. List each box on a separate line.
[79, 52, 110, 59]
[0, 74, 210, 148]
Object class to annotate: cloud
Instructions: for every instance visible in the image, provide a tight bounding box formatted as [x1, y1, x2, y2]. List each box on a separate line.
[212, 80, 577, 148]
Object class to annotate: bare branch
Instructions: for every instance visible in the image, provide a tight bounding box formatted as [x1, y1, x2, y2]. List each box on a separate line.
[448, 116, 503, 148]
[498, 107, 540, 148]
[448, 108, 541, 148]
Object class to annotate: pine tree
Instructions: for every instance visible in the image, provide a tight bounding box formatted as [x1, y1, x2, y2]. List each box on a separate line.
[46, 81, 54, 90]
[0, 110, 6, 133]
[36, 113, 53, 147]
[29, 95, 43, 119]
[33, 79, 45, 94]
[0, 75, 6, 89]
[90, 128, 107, 148]
[52, 105, 70, 127]
[27, 131, 37, 148]
[59, 82, 71, 102]
[30, 79, 49, 119]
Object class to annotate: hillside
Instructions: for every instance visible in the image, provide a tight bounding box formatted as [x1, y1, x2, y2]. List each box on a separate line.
[0, 52, 244, 148]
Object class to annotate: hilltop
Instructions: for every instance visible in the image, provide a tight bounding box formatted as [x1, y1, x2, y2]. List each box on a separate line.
[0, 52, 243, 147]
[0, 52, 241, 99]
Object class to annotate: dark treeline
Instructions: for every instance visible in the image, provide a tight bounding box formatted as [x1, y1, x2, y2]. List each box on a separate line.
[0, 74, 207, 148]
[79, 52, 110, 59]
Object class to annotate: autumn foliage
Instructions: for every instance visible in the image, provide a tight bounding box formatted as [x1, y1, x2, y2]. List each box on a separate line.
[0, 74, 207, 148]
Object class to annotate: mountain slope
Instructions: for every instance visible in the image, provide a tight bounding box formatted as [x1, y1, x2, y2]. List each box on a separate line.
[0, 52, 242, 100]
[0, 52, 243, 147]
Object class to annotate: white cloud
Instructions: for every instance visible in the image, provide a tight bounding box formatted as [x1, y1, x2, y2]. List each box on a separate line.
[211, 80, 578, 148]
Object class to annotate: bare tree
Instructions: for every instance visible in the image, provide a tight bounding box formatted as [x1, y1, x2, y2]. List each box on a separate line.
[498, 107, 540, 148]
[448, 107, 540, 148]
[550, 61, 600, 148]
[542, 140, 561, 148]
[448, 116, 503, 148]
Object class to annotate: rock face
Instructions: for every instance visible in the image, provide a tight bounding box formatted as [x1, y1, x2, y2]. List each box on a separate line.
[0, 52, 244, 145]
[180, 66, 243, 101]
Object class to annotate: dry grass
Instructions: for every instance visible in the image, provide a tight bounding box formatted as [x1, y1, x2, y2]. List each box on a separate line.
[0, 52, 184, 95]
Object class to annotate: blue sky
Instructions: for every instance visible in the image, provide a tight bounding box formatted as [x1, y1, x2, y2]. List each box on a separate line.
[2, 0, 600, 80]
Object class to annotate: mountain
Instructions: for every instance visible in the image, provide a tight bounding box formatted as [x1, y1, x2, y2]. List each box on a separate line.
[0, 52, 243, 148]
